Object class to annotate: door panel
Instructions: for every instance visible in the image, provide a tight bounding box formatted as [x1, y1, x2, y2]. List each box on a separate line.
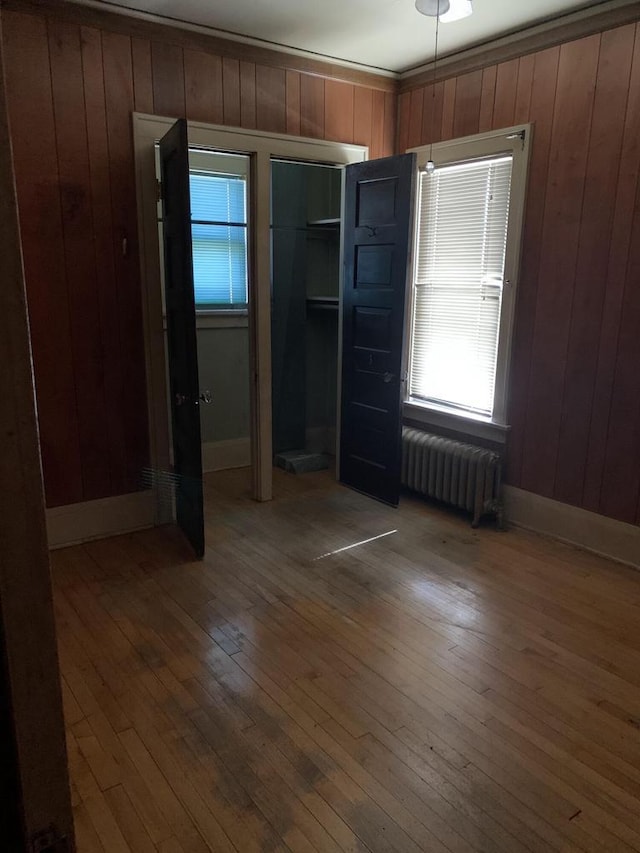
[340, 154, 416, 506]
[159, 118, 205, 558]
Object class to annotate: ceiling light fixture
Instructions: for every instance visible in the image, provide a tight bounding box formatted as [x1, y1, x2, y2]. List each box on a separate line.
[439, 0, 473, 23]
[416, 0, 472, 171]
[415, 0, 450, 18]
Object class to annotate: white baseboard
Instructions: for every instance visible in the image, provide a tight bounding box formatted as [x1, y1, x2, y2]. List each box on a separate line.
[202, 437, 251, 472]
[46, 490, 155, 550]
[503, 486, 640, 570]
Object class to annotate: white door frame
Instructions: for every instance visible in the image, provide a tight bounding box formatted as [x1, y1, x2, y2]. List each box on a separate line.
[133, 113, 367, 516]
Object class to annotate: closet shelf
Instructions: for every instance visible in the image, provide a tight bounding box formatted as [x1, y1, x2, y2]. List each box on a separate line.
[307, 296, 339, 311]
[307, 217, 340, 228]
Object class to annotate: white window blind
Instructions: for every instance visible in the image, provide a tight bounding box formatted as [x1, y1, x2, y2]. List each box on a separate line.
[410, 155, 513, 416]
[189, 172, 248, 307]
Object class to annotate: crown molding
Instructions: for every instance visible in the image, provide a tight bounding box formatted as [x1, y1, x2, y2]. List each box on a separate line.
[3, 0, 639, 99]
[399, 0, 640, 92]
[0, 0, 397, 92]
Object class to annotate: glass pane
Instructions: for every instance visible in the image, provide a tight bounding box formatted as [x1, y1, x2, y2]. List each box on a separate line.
[410, 155, 512, 415]
[190, 173, 246, 224]
[191, 224, 248, 306]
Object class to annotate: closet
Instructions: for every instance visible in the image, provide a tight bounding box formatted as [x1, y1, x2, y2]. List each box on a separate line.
[271, 160, 342, 472]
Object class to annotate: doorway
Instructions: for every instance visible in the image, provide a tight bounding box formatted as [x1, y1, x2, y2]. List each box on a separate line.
[133, 113, 369, 542]
[156, 145, 253, 508]
[156, 126, 253, 554]
[271, 159, 342, 477]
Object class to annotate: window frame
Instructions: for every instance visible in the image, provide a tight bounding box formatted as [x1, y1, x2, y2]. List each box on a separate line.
[189, 168, 249, 312]
[404, 124, 532, 444]
[155, 146, 251, 320]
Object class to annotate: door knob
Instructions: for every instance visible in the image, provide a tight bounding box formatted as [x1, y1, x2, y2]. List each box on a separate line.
[199, 390, 212, 404]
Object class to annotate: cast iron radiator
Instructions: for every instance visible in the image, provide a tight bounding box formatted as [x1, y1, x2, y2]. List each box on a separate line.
[401, 427, 502, 527]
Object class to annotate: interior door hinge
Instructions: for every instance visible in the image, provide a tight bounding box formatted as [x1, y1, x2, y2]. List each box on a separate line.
[156, 179, 163, 203]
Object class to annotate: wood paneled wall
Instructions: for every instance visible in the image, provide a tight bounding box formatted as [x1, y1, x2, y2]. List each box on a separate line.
[398, 23, 640, 528]
[8, 0, 637, 530]
[1, 4, 395, 509]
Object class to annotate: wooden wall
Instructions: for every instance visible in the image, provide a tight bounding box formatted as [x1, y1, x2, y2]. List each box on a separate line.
[7, 0, 637, 529]
[2, 2, 396, 508]
[398, 23, 640, 528]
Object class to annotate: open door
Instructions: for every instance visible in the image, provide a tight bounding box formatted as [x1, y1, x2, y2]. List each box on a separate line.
[340, 154, 416, 506]
[159, 118, 205, 558]
[1, 29, 75, 847]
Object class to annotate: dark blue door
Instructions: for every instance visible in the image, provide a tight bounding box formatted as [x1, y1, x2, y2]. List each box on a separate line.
[340, 154, 416, 506]
[159, 119, 205, 558]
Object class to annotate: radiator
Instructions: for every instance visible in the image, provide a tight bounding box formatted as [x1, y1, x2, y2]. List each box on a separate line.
[401, 427, 502, 527]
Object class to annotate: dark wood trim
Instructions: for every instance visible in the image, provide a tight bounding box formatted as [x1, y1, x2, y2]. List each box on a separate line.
[399, 1, 640, 93]
[0, 11, 75, 851]
[0, 0, 397, 92]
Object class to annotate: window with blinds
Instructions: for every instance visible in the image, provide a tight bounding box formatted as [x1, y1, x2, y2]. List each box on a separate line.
[189, 171, 248, 308]
[409, 154, 513, 416]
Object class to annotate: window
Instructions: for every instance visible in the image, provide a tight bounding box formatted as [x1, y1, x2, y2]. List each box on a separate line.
[156, 148, 249, 312]
[407, 127, 530, 433]
[190, 170, 248, 309]
[411, 155, 512, 415]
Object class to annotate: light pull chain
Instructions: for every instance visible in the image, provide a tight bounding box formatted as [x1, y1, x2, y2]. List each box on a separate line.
[426, 7, 441, 174]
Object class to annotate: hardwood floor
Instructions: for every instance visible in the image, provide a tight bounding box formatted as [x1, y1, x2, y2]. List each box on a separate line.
[52, 468, 640, 852]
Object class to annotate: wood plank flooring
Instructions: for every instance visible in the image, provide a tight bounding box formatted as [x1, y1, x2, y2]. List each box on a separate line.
[52, 468, 640, 852]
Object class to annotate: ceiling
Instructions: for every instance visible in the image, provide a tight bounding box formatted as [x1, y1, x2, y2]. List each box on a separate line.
[84, 0, 615, 73]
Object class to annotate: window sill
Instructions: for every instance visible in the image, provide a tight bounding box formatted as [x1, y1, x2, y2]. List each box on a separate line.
[162, 311, 248, 331]
[196, 309, 248, 329]
[403, 399, 510, 446]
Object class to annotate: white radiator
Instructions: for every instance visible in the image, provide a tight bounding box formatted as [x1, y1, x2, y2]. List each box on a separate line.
[401, 427, 502, 527]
